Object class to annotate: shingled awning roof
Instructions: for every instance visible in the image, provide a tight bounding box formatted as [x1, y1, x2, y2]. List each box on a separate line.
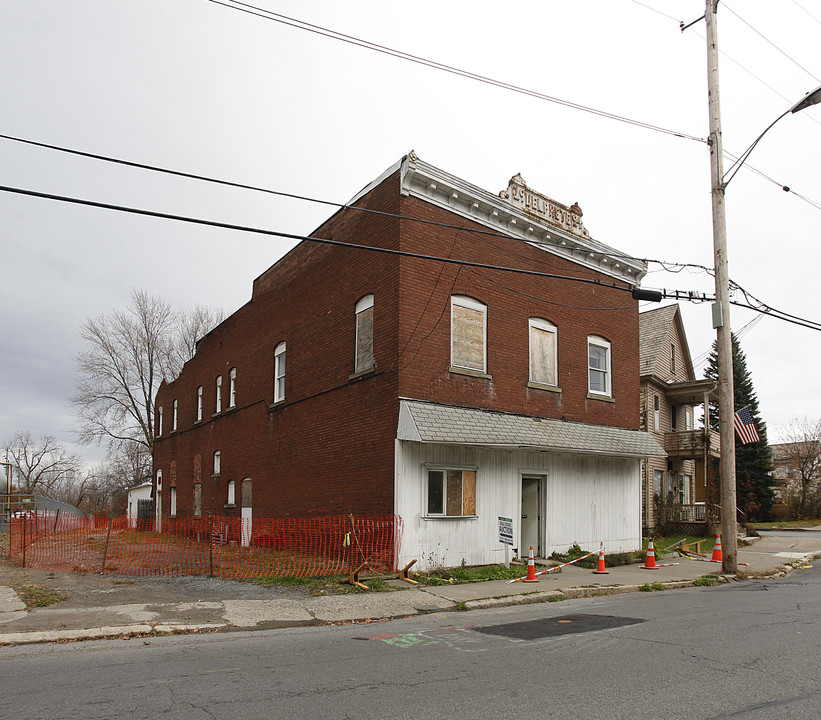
[398, 400, 666, 459]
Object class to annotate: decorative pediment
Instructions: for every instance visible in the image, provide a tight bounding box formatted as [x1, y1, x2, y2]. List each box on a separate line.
[499, 174, 589, 239]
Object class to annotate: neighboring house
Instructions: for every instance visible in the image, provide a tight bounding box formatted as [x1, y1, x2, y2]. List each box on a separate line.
[153, 152, 665, 569]
[639, 305, 720, 533]
[771, 441, 821, 517]
[126, 481, 153, 527]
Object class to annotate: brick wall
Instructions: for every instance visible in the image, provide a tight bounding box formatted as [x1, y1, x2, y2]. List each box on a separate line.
[154, 167, 643, 521]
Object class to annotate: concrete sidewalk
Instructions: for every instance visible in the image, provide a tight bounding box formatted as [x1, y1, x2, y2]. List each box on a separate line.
[2, 534, 820, 647]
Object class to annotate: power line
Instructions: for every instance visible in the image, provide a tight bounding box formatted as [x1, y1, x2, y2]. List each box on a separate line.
[790, 0, 821, 27]
[3, 180, 819, 333]
[208, 0, 706, 144]
[0, 182, 634, 292]
[723, 3, 821, 84]
[0, 132, 720, 271]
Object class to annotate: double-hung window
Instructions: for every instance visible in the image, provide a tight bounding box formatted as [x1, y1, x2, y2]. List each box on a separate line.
[274, 342, 286, 403]
[587, 336, 611, 397]
[354, 294, 374, 373]
[157, 407, 163, 436]
[528, 318, 558, 387]
[172, 399, 178, 432]
[196, 386, 203, 422]
[215, 375, 222, 414]
[213, 450, 221, 476]
[450, 296, 487, 374]
[229, 368, 237, 408]
[427, 469, 476, 517]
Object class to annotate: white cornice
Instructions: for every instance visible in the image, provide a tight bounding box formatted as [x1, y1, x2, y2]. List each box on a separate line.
[398, 152, 647, 284]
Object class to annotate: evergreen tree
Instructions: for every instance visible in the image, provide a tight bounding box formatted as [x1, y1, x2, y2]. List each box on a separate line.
[705, 333, 774, 521]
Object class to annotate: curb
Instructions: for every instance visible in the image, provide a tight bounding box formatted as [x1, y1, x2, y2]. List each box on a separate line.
[0, 622, 227, 647]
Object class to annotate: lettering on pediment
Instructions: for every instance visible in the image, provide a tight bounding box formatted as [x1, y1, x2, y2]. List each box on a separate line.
[499, 174, 589, 238]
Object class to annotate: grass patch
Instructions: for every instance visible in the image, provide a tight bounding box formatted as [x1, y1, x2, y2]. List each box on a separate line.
[16, 585, 67, 608]
[551, 543, 644, 569]
[413, 563, 525, 586]
[243, 572, 392, 594]
[639, 582, 666, 592]
[693, 575, 720, 586]
[751, 519, 821, 530]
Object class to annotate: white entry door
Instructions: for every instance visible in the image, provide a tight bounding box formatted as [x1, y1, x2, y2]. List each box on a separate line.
[521, 476, 544, 557]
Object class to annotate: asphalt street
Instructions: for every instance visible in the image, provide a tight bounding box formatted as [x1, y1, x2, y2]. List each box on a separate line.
[2, 563, 820, 720]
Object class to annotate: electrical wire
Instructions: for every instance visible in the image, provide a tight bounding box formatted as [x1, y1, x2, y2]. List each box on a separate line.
[208, 0, 706, 144]
[723, 3, 821, 84]
[0, 182, 634, 291]
[790, 0, 821, 27]
[3, 180, 819, 334]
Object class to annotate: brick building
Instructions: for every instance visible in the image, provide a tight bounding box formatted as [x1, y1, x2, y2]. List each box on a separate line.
[153, 152, 664, 568]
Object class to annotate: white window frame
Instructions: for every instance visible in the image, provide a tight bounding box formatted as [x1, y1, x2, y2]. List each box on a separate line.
[215, 375, 222, 414]
[425, 467, 477, 518]
[172, 399, 178, 432]
[274, 342, 286, 403]
[170, 486, 177, 517]
[156, 468, 162, 492]
[354, 294, 374, 373]
[227, 479, 236, 507]
[450, 295, 487, 374]
[229, 367, 237, 408]
[213, 450, 221, 476]
[654, 395, 660, 431]
[157, 406, 163, 437]
[528, 317, 558, 387]
[196, 386, 203, 422]
[587, 335, 612, 397]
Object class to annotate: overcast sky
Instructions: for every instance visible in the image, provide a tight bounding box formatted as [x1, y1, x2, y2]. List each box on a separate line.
[1, 0, 819, 464]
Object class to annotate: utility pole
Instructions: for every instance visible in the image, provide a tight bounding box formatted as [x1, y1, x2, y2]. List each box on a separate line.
[705, 0, 738, 574]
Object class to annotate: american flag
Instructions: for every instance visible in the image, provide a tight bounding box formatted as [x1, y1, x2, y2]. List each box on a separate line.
[733, 406, 760, 445]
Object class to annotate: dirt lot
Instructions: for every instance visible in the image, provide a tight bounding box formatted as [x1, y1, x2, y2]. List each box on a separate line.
[0, 532, 315, 609]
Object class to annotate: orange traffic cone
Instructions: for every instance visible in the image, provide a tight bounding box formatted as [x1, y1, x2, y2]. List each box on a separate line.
[593, 541, 609, 574]
[641, 539, 660, 570]
[523, 546, 540, 582]
[711, 534, 723, 563]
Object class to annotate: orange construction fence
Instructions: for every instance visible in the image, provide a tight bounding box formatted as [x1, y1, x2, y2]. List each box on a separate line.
[8, 512, 404, 579]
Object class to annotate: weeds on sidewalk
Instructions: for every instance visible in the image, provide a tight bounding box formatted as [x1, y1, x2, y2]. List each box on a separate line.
[15, 584, 67, 608]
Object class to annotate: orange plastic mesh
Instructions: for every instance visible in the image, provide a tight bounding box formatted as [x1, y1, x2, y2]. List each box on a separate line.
[8, 513, 403, 578]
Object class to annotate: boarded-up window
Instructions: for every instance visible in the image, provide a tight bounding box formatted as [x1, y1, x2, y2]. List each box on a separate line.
[355, 294, 374, 373]
[193, 483, 202, 516]
[451, 296, 486, 372]
[529, 318, 557, 386]
[241, 478, 252, 508]
[427, 469, 476, 516]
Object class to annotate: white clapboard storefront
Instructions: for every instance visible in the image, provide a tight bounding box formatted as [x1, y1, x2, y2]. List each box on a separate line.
[395, 400, 666, 570]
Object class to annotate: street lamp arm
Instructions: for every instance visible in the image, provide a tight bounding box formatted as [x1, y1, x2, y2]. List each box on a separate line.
[721, 108, 790, 191]
[721, 83, 821, 192]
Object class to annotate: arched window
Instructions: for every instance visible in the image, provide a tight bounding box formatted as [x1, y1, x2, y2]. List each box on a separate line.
[587, 335, 612, 397]
[157, 406, 164, 436]
[213, 450, 221, 476]
[450, 295, 487, 373]
[215, 375, 223, 413]
[354, 294, 374, 373]
[229, 367, 237, 408]
[528, 318, 558, 387]
[274, 342, 286, 403]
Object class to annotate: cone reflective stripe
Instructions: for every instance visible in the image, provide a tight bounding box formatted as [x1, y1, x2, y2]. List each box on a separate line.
[523, 545, 539, 582]
[641, 539, 660, 570]
[711, 534, 723, 563]
[592, 541, 609, 574]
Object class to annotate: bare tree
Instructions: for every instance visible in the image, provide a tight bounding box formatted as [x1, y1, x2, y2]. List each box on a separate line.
[4, 431, 83, 496]
[72, 289, 223, 455]
[775, 418, 821, 518]
[168, 304, 225, 379]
